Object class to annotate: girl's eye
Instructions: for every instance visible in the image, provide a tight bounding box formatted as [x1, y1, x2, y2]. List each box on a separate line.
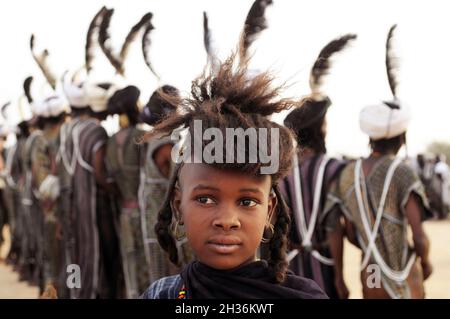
[240, 199, 258, 207]
[196, 196, 215, 205]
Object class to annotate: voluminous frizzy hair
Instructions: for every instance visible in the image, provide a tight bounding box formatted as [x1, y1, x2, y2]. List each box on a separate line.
[146, 54, 302, 283]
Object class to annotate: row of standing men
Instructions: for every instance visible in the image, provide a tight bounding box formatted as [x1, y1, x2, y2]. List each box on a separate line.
[0, 82, 192, 299]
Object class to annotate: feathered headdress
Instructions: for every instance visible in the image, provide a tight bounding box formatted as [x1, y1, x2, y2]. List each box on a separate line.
[1, 101, 10, 120]
[141, 15, 159, 79]
[16, 77, 34, 122]
[385, 24, 399, 103]
[203, 12, 220, 72]
[239, 0, 273, 62]
[284, 33, 356, 132]
[85, 6, 108, 74]
[359, 24, 411, 141]
[309, 34, 357, 94]
[120, 12, 153, 66]
[23, 76, 34, 104]
[98, 8, 124, 75]
[30, 35, 57, 90]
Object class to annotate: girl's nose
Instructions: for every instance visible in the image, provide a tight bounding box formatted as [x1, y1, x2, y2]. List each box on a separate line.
[212, 207, 241, 231]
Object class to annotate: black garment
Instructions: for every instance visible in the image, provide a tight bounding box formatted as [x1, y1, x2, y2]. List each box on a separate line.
[181, 260, 328, 299]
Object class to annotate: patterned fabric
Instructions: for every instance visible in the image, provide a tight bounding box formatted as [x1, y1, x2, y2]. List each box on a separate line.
[56, 118, 82, 298]
[3, 138, 26, 269]
[31, 127, 61, 287]
[282, 153, 345, 299]
[106, 127, 144, 202]
[139, 136, 190, 285]
[70, 118, 122, 298]
[140, 275, 182, 299]
[106, 126, 149, 298]
[118, 207, 149, 298]
[71, 119, 105, 298]
[20, 131, 45, 290]
[324, 155, 430, 299]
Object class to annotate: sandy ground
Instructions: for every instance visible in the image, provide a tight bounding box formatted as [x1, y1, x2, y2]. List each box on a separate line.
[0, 226, 39, 299]
[343, 219, 450, 298]
[0, 220, 449, 299]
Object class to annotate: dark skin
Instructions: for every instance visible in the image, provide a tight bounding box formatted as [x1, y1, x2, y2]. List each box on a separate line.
[153, 144, 173, 178]
[327, 216, 349, 299]
[172, 163, 277, 270]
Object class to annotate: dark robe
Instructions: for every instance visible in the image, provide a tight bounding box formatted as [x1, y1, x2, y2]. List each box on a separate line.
[70, 118, 122, 298]
[282, 153, 345, 299]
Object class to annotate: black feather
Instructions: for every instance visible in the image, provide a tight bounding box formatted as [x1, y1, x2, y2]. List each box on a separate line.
[99, 8, 124, 75]
[203, 11, 219, 69]
[239, 0, 273, 61]
[386, 24, 398, 98]
[30, 34, 57, 90]
[309, 33, 357, 92]
[120, 12, 153, 66]
[85, 6, 108, 74]
[23, 76, 33, 104]
[1, 101, 10, 119]
[203, 12, 212, 58]
[142, 20, 159, 79]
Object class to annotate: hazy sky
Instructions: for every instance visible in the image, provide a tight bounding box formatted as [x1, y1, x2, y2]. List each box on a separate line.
[1, 0, 449, 156]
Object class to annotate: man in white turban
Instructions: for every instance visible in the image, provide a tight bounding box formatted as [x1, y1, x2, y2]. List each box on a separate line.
[323, 25, 433, 299]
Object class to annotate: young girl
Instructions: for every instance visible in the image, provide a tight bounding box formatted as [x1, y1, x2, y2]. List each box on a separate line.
[141, 55, 328, 299]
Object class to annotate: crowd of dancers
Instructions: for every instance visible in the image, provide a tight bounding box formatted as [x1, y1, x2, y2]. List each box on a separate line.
[0, 0, 448, 299]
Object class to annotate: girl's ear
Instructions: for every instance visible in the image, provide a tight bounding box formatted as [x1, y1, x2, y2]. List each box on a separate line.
[267, 189, 278, 224]
[171, 185, 183, 223]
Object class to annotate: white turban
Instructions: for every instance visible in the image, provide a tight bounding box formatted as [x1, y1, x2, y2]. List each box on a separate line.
[42, 95, 68, 117]
[62, 73, 89, 108]
[84, 81, 118, 113]
[17, 96, 33, 123]
[31, 100, 47, 117]
[359, 100, 411, 140]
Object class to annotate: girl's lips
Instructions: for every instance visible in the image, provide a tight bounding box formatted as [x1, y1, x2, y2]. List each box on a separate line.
[207, 236, 242, 254]
[207, 243, 241, 254]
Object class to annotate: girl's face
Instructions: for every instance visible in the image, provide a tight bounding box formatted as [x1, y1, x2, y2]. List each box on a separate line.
[173, 163, 277, 270]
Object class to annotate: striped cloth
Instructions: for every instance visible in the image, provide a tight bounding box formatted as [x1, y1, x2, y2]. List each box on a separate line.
[140, 275, 182, 299]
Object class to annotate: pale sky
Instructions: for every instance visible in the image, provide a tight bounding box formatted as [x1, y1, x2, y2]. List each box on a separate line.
[1, 0, 450, 156]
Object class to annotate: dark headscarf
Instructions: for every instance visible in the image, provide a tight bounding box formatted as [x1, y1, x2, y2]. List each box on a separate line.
[284, 96, 331, 131]
[139, 85, 179, 126]
[181, 260, 328, 299]
[107, 85, 140, 116]
[284, 96, 331, 154]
